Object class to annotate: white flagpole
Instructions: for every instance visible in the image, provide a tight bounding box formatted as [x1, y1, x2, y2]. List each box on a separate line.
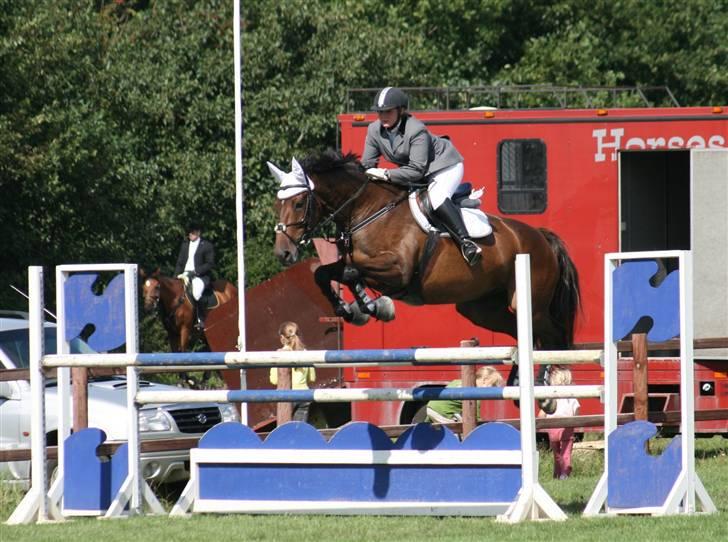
[233, 0, 248, 425]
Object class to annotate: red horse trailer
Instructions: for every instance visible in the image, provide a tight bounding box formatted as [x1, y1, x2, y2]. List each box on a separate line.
[337, 102, 728, 433]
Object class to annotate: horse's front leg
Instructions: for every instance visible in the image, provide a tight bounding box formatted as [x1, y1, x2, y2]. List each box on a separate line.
[314, 261, 370, 326]
[341, 267, 395, 323]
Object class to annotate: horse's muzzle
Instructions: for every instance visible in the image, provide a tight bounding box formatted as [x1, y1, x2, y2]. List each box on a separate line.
[275, 247, 299, 267]
[274, 236, 299, 266]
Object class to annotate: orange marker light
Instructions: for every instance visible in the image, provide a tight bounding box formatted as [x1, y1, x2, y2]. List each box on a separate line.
[353, 114, 366, 121]
[712, 106, 723, 114]
[596, 109, 608, 116]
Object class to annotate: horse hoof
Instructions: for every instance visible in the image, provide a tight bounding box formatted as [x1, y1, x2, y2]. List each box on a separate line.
[335, 303, 354, 322]
[539, 398, 556, 415]
[374, 296, 395, 321]
[348, 303, 371, 326]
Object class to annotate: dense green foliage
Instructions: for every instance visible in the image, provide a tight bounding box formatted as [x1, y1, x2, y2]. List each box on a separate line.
[1, 0, 726, 321]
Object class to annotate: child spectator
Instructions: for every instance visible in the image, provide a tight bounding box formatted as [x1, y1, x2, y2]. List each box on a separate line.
[539, 366, 580, 479]
[425, 366, 504, 423]
[269, 321, 316, 421]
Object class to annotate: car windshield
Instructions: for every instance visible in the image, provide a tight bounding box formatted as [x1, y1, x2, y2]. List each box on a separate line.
[0, 327, 97, 369]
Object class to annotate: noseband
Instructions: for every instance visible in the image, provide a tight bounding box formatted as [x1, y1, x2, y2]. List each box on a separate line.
[275, 182, 317, 246]
[275, 177, 375, 246]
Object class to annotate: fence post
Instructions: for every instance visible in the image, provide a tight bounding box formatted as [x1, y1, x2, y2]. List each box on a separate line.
[632, 333, 648, 421]
[276, 368, 293, 424]
[72, 368, 89, 432]
[460, 338, 479, 437]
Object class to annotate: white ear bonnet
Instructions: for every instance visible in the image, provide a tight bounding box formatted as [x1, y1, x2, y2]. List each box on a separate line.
[268, 158, 315, 200]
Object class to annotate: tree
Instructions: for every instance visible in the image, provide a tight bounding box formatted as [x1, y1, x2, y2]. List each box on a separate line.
[2, 0, 724, 319]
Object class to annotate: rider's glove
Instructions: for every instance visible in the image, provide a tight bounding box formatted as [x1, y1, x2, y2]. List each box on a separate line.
[365, 168, 389, 181]
[177, 272, 191, 285]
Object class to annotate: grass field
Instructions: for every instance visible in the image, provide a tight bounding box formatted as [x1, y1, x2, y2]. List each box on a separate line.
[1, 436, 726, 542]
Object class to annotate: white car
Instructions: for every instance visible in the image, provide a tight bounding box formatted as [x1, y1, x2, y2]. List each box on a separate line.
[0, 315, 238, 486]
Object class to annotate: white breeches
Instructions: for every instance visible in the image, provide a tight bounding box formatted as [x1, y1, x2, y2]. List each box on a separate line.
[427, 162, 464, 209]
[191, 277, 205, 301]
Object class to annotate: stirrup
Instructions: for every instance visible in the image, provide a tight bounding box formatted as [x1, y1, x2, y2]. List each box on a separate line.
[460, 240, 482, 266]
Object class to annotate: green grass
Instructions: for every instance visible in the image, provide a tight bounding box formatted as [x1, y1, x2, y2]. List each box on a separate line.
[1, 437, 726, 542]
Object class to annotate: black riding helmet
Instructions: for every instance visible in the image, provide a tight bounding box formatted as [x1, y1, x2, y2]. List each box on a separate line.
[372, 87, 408, 112]
[186, 221, 202, 234]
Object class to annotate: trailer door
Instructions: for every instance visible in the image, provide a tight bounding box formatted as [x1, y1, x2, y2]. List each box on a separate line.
[691, 149, 728, 358]
[619, 149, 728, 356]
[619, 150, 690, 254]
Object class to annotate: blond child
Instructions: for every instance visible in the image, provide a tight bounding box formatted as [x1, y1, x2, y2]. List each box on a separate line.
[539, 366, 580, 479]
[269, 322, 316, 421]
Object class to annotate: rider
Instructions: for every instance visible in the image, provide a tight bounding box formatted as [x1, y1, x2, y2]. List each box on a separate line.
[174, 221, 215, 329]
[361, 86, 482, 266]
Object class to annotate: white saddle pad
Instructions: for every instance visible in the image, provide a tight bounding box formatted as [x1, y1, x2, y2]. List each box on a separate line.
[408, 193, 493, 239]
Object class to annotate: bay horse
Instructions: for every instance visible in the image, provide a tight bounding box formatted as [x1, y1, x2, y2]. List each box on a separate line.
[140, 269, 237, 353]
[272, 150, 581, 399]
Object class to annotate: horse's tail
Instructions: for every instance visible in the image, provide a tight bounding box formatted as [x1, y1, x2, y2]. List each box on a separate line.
[539, 228, 581, 347]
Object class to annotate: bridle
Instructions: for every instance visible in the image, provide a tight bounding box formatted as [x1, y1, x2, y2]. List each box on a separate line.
[143, 277, 186, 325]
[275, 174, 407, 248]
[274, 181, 319, 246]
[142, 278, 161, 311]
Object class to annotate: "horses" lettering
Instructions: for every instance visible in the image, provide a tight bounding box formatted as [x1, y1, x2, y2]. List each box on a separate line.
[593, 127, 726, 162]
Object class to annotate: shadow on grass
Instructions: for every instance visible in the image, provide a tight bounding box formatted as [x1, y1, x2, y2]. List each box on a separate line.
[150, 480, 187, 511]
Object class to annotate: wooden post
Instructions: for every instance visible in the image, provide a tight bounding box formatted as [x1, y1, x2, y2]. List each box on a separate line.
[460, 338, 479, 437]
[276, 368, 293, 425]
[72, 367, 88, 432]
[632, 333, 648, 421]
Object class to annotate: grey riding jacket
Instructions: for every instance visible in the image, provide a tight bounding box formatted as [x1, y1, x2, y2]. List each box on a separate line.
[361, 114, 463, 186]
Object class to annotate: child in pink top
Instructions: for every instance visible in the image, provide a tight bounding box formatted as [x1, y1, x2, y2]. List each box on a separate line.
[539, 366, 580, 479]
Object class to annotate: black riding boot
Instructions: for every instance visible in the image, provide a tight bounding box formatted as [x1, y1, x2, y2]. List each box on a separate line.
[194, 299, 206, 330]
[434, 198, 482, 266]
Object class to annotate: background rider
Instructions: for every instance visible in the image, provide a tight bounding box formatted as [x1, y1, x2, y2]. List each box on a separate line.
[174, 221, 215, 328]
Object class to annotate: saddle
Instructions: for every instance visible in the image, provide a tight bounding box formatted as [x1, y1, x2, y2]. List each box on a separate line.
[410, 183, 493, 239]
[182, 283, 221, 310]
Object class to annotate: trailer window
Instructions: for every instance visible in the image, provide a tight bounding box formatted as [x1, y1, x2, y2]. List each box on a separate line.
[497, 139, 547, 213]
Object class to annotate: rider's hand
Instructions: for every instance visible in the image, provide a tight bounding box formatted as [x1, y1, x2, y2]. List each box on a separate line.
[365, 168, 389, 181]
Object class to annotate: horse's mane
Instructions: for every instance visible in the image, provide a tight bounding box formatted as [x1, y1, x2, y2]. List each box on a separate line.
[301, 149, 364, 175]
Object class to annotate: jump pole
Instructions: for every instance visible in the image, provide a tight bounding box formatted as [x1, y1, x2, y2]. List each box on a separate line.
[43, 348, 602, 369]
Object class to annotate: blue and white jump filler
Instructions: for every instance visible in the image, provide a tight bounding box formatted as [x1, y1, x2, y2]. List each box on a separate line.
[7, 251, 716, 524]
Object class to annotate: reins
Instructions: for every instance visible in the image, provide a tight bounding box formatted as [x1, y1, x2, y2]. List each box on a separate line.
[302, 177, 372, 243]
[276, 173, 409, 250]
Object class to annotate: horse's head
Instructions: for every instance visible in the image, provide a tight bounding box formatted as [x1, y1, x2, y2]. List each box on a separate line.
[140, 269, 162, 312]
[269, 158, 317, 266]
[270, 151, 375, 266]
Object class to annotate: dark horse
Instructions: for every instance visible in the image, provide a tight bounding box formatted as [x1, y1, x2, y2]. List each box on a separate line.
[273, 150, 580, 392]
[140, 269, 237, 353]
